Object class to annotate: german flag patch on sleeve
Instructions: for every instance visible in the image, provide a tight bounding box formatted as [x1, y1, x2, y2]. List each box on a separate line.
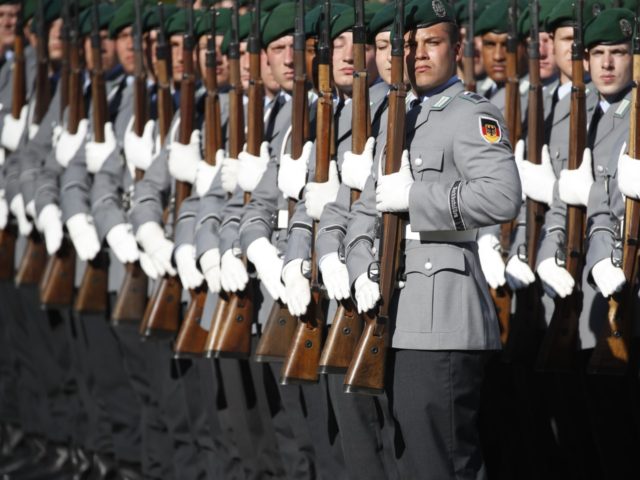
[479, 116, 502, 144]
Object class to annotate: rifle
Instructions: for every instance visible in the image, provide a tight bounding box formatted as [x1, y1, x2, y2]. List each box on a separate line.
[587, 4, 640, 375]
[343, 0, 405, 395]
[40, 0, 79, 308]
[205, 0, 260, 359]
[0, 4, 24, 281]
[112, 0, 150, 325]
[74, 0, 109, 314]
[462, 0, 476, 92]
[281, 0, 332, 385]
[16, 0, 52, 288]
[490, 0, 520, 346]
[318, 0, 369, 374]
[536, 0, 586, 371]
[141, 0, 197, 338]
[254, 0, 308, 363]
[175, 5, 223, 358]
[505, 0, 546, 361]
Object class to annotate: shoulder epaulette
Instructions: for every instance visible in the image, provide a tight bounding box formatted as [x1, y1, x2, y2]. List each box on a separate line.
[459, 91, 487, 104]
[430, 95, 453, 110]
[614, 98, 630, 118]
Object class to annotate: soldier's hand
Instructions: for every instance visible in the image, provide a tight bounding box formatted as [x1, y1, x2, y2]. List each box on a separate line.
[66, 213, 101, 261]
[175, 244, 205, 290]
[282, 258, 311, 316]
[220, 249, 249, 292]
[194, 151, 223, 197]
[238, 141, 270, 192]
[515, 141, 556, 206]
[278, 141, 312, 200]
[305, 160, 340, 220]
[376, 150, 413, 213]
[9, 193, 32, 236]
[354, 273, 380, 313]
[0, 190, 8, 230]
[125, 119, 156, 172]
[106, 223, 140, 264]
[1, 106, 27, 151]
[199, 248, 221, 293]
[136, 221, 177, 276]
[617, 152, 640, 200]
[139, 250, 160, 280]
[247, 237, 286, 301]
[537, 258, 574, 298]
[505, 255, 536, 290]
[319, 252, 350, 301]
[558, 148, 594, 207]
[592, 258, 626, 298]
[169, 130, 202, 183]
[342, 136, 375, 191]
[221, 156, 240, 193]
[38, 204, 63, 255]
[56, 119, 89, 168]
[477, 234, 506, 289]
[85, 122, 117, 174]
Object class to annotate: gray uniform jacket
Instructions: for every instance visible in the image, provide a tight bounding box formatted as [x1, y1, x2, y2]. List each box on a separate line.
[344, 80, 521, 351]
[0, 45, 37, 135]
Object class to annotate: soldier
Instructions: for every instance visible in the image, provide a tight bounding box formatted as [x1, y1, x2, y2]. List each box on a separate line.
[344, 1, 521, 478]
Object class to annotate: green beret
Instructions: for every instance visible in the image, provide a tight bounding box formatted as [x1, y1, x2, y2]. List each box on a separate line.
[109, 1, 134, 38]
[261, 2, 295, 46]
[404, 0, 456, 31]
[330, 2, 384, 41]
[220, 12, 253, 55]
[304, 3, 350, 38]
[165, 8, 203, 37]
[584, 7, 635, 49]
[195, 7, 231, 39]
[454, 0, 492, 26]
[25, 0, 62, 27]
[545, 0, 612, 33]
[79, 3, 116, 37]
[261, 0, 282, 14]
[368, 2, 394, 41]
[142, 4, 178, 33]
[517, 0, 558, 36]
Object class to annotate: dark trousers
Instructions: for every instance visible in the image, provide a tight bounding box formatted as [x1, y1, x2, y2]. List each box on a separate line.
[389, 349, 488, 480]
[0, 282, 22, 425]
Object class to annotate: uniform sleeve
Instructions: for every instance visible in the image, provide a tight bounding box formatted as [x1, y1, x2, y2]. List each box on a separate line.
[316, 182, 351, 261]
[218, 187, 245, 255]
[584, 175, 617, 276]
[174, 194, 200, 248]
[129, 146, 171, 232]
[239, 158, 279, 252]
[194, 173, 226, 259]
[90, 152, 127, 240]
[60, 143, 92, 222]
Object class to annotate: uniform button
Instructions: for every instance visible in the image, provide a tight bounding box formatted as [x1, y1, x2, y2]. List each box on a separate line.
[425, 261, 433, 271]
[371, 247, 377, 255]
[414, 157, 423, 167]
[596, 165, 604, 173]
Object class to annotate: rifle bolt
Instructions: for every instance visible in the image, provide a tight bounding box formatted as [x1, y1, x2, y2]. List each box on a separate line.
[304, 340, 313, 349]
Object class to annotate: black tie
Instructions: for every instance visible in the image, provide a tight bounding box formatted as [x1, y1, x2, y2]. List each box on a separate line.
[587, 104, 603, 149]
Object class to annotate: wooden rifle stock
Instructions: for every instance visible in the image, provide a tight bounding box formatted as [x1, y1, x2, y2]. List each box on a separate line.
[537, 1, 587, 371]
[40, 237, 76, 308]
[73, 250, 109, 313]
[0, 224, 16, 281]
[15, 231, 47, 286]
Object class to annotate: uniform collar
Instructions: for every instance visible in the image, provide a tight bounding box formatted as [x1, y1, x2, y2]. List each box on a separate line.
[413, 75, 461, 104]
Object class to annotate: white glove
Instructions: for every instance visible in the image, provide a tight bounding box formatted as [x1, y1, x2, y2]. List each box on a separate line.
[199, 248, 221, 293]
[537, 257, 575, 298]
[168, 129, 202, 183]
[174, 243, 205, 290]
[505, 255, 536, 290]
[246, 237, 286, 301]
[195, 152, 222, 197]
[139, 250, 159, 280]
[238, 141, 270, 192]
[85, 122, 117, 173]
[0, 191, 8, 230]
[221, 156, 240, 193]
[124, 119, 156, 172]
[1, 106, 27, 151]
[136, 221, 176, 276]
[278, 141, 312, 199]
[591, 258, 626, 298]
[282, 258, 311, 316]
[25, 199, 36, 220]
[9, 194, 32, 236]
[106, 223, 140, 264]
[220, 249, 249, 292]
[617, 153, 640, 200]
[66, 213, 101, 261]
[354, 273, 380, 313]
[305, 161, 340, 220]
[28, 124, 38, 140]
[477, 234, 506, 289]
[51, 125, 62, 149]
[342, 137, 375, 191]
[38, 204, 63, 254]
[319, 252, 350, 301]
[376, 150, 413, 213]
[56, 119, 89, 168]
[558, 148, 593, 207]
[515, 140, 556, 206]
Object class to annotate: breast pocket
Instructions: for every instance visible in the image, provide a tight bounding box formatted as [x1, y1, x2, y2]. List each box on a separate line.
[410, 147, 444, 182]
[395, 244, 468, 333]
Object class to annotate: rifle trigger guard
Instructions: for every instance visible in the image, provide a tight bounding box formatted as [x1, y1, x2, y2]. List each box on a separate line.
[517, 243, 528, 263]
[554, 249, 566, 268]
[610, 248, 623, 269]
[367, 261, 380, 283]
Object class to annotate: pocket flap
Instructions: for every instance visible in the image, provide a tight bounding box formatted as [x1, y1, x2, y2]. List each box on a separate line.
[411, 147, 444, 173]
[404, 244, 467, 277]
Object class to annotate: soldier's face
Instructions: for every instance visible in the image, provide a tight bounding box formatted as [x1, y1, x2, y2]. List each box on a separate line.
[588, 42, 632, 98]
[239, 41, 250, 91]
[116, 26, 135, 74]
[305, 37, 316, 88]
[332, 31, 378, 96]
[144, 30, 157, 81]
[48, 18, 63, 62]
[84, 31, 117, 72]
[481, 32, 508, 83]
[171, 34, 185, 83]
[0, 4, 19, 49]
[405, 23, 459, 95]
[375, 31, 392, 85]
[216, 35, 230, 87]
[266, 35, 294, 93]
[537, 32, 557, 81]
[261, 49, 282, 98]
[551, 26, 574, 83]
